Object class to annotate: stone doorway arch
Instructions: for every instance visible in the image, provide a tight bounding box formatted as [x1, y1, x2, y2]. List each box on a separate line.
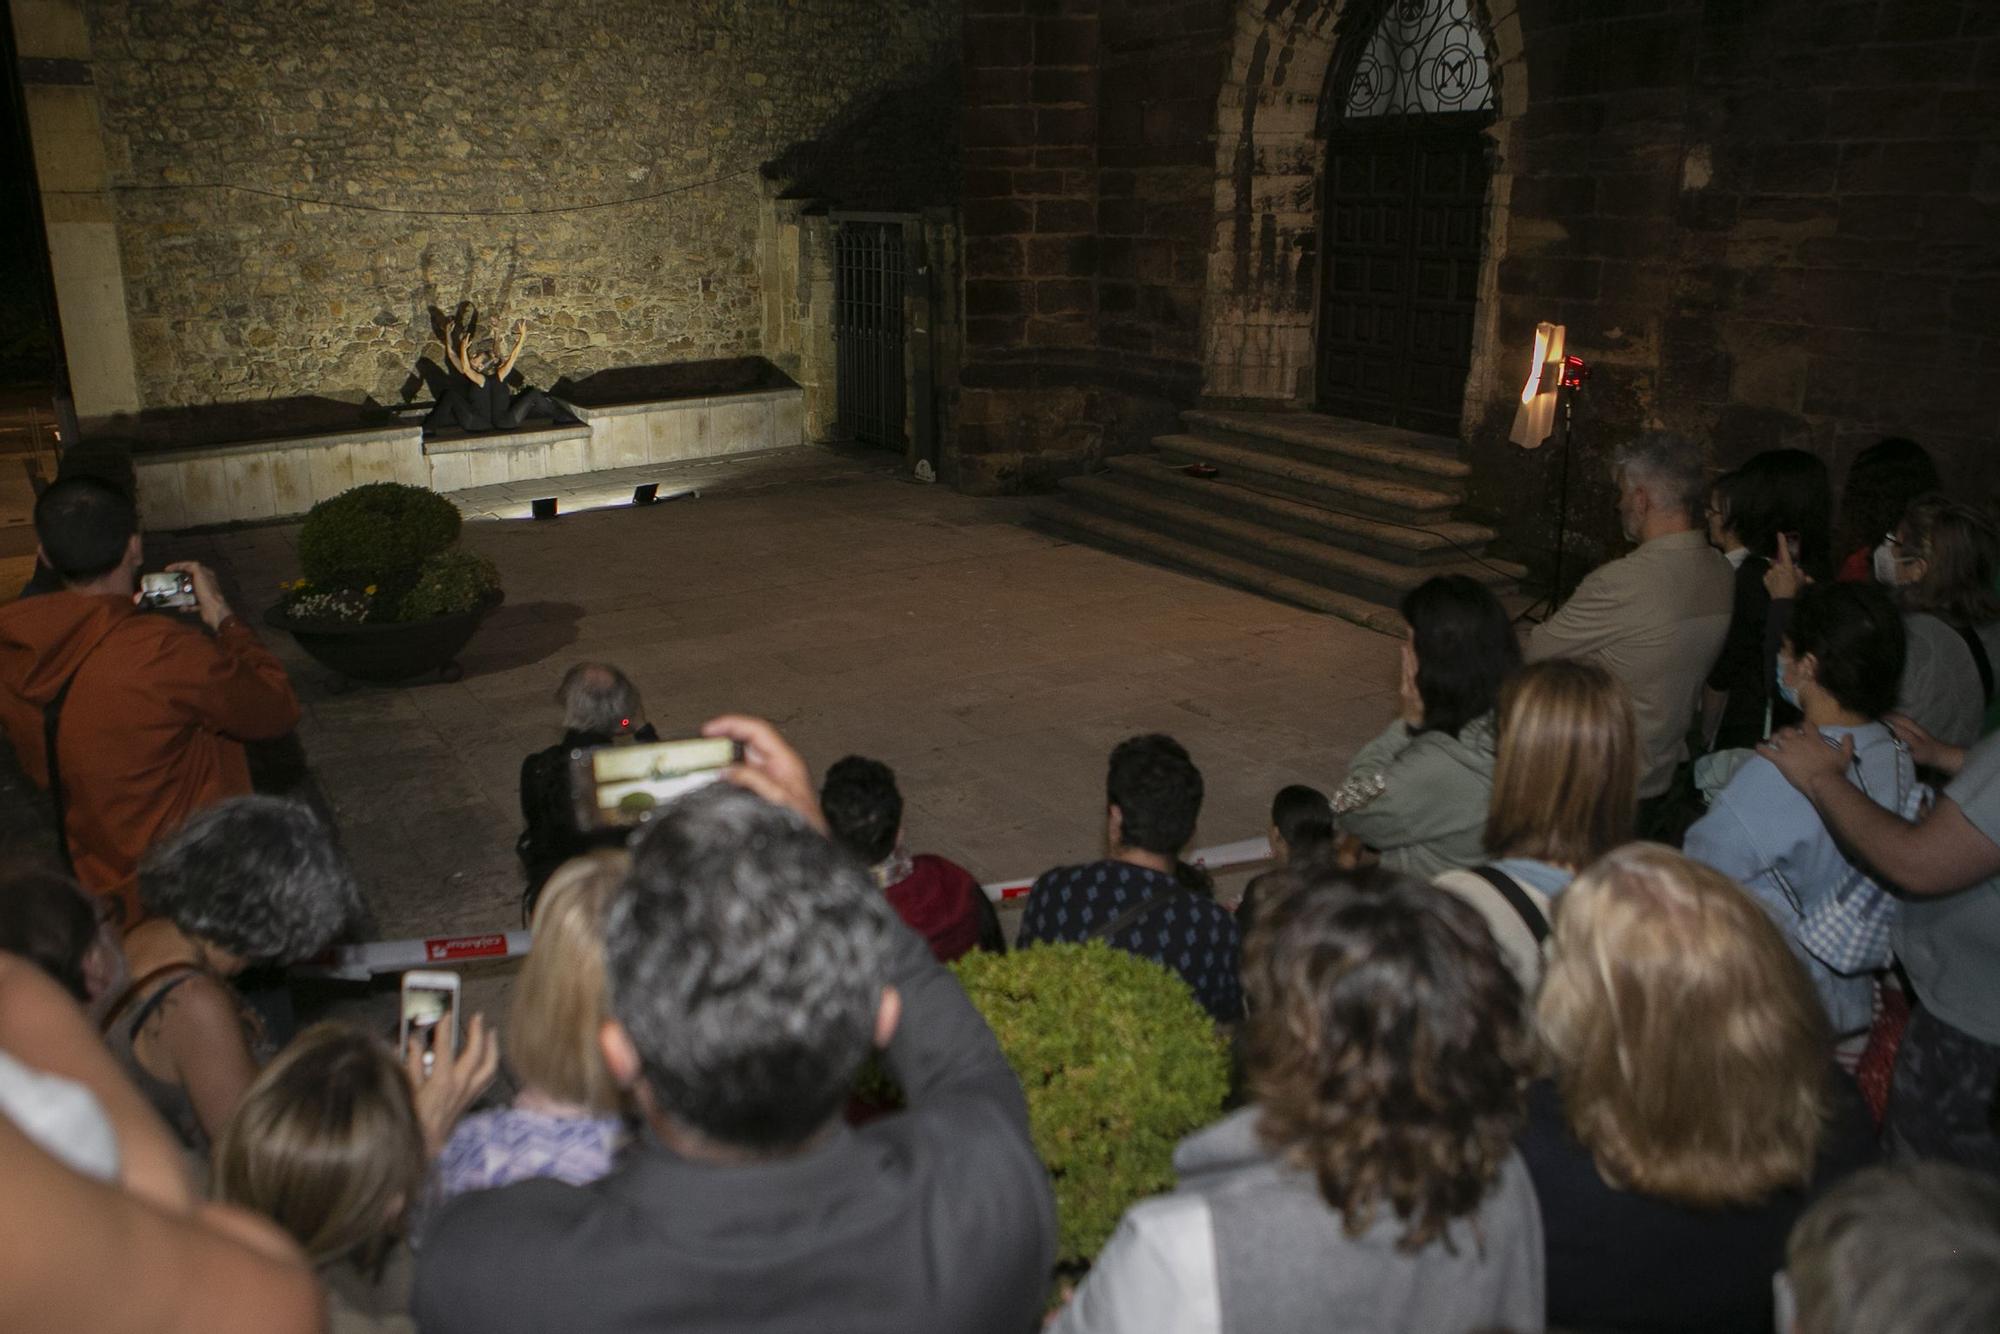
[1200, 0, 1526, 439]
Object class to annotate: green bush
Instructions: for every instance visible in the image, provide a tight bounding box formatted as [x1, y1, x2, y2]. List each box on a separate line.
[952, 943, 1231, 1264]
[401, 548, 501, 621]
[296, 483, 463, 614]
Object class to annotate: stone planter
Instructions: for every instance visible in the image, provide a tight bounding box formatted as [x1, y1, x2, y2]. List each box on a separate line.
[265, 591, 504, 688]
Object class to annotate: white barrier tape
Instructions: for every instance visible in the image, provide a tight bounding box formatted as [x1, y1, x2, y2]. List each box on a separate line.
[300, 835, 1275, 980]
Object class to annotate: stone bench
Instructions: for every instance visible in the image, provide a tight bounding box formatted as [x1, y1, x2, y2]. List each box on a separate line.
[135, 422, 427, 530]
[131, 383, 806, 530]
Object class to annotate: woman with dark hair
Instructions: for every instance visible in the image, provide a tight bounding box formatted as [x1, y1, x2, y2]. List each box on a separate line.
[103, 797, 362, 1155]
[1834, 437, 1939, 584]
[1687, 583, 1914, 1046]
[1330, 575, 1520, 878]
[1527, 845, 1876, 1333]
[1706, 451, 1834, 749]
[1881, 493, 2000, 746]
[1051, 867, 1542, 1334]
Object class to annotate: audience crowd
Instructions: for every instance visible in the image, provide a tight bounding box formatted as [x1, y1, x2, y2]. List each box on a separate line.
[5, 432, 2000, 1332]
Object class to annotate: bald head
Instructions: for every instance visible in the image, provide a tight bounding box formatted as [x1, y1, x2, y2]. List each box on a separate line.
[556, 662, 642, 736]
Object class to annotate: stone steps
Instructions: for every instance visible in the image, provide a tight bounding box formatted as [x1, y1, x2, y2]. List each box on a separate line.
[1180, 409, 1469, 486]
[1029, 407, 1518, 625]
[1028, 502, 1407, 633]
[1053, 473, 1517, 608]
[1102, 454, 1497, 565]
[1147, 435, 1461, 524]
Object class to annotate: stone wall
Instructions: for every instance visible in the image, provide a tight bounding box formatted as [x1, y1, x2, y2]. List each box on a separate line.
[75, 0, 958, 410]
[955, 0, 1231, 491]
[1475, 0, 2000, 572]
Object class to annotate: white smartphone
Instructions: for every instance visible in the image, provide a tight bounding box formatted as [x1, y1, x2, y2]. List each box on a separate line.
[399, 969, 460, 1077]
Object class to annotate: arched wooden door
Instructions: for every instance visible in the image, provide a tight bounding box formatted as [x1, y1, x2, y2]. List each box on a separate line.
[1316, 0, 1496, 438]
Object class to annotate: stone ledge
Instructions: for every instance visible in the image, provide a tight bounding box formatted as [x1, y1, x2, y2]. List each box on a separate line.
[422, 424, 594, 456]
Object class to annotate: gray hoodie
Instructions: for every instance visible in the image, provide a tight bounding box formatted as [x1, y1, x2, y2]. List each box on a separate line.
[1052, 1106, 1544, 1334]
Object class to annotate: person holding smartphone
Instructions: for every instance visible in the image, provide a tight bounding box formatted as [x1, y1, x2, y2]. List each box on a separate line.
[0, 477, 300, 926]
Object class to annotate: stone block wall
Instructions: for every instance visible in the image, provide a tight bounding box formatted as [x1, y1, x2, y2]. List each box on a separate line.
[1465, 0, 2000, 573]
[73, 0, 959, 410]
[955, 0, 1231, 491]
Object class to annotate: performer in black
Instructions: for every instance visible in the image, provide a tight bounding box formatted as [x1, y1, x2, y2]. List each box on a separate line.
[424, 314, 577, 432]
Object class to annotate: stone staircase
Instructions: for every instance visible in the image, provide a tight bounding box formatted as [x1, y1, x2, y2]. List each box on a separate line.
[1030, 409, 1520, 632]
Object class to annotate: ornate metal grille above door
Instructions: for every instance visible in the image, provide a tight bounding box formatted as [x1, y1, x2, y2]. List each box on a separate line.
[832, 219, 906, 450]
[1316, 0, 1495, 438]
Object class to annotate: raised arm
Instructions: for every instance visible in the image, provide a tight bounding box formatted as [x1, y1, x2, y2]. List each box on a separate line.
[495, 319, 528, 381]
[1760, 728, 2000, 896]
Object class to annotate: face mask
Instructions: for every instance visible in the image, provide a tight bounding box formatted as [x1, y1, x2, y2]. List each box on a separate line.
[1775, 656, 1803, 710]
[1873, 540, 1902, 587]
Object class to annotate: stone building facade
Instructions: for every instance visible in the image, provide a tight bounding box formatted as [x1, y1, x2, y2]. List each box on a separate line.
[20, 0, 959, 413]
[956, 0, 1999, 570]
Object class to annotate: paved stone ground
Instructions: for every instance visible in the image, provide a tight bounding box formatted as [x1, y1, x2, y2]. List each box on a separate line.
[158, 445, 1403, 1020]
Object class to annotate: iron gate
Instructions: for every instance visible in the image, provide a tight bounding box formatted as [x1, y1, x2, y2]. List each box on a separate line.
[833, 220, 906, 450]
[1316, 0, 1495, 438]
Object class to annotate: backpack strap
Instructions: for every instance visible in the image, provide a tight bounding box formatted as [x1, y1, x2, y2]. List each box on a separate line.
[1955, 624, 1995, 704]
[42, 671, 82, 878]
[1470, 864, 1550, 945]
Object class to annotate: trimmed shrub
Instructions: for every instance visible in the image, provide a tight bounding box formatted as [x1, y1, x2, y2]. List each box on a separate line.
[951, 942, 1231, 1264]
[401, 548, 501, 621]
[296, 483, 462, 614]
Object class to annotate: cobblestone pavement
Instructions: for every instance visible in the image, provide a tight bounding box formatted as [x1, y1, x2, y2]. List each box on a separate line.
[158, 445, 1403, 1023]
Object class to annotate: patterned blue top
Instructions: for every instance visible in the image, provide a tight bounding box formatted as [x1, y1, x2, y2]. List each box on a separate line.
[1018, 860, 1243, 1021]
[437, 1105, 626, 1204]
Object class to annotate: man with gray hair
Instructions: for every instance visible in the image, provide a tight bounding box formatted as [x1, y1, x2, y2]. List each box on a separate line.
[1782, 1162, 2000, 1333]
[517, 662, 657, 908]
[1526, 431, 1733, 829]
[419, 717, 1057, 1333]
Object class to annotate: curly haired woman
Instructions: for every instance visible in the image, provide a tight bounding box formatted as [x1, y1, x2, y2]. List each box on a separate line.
[1050, 866, 1543, 1334]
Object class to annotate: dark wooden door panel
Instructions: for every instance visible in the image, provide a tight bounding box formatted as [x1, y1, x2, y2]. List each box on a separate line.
[1317, 118, 1490, 437]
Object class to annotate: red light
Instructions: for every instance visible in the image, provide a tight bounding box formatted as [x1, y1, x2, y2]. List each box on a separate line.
[619, 718, 631, 729]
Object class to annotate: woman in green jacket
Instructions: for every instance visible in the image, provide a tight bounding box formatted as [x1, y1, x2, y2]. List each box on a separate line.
[1334, 575, 1520, 880]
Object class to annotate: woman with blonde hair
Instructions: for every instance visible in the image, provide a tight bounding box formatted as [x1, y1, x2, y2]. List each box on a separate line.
[436, 852, 629, 1202]
[1522, 844, 1876, 1333]
[1433, 658, 1638, 990]
[213, 1021, 496, 1333]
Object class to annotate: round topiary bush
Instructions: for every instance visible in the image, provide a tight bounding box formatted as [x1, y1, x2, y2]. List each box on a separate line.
[952, 942, 1231, 1265]
[296, 482, 463, 614]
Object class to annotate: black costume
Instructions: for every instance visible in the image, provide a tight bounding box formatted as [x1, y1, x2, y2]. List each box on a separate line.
[425, 371, 571, 433]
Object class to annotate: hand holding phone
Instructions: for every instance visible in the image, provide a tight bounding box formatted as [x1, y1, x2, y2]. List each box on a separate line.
[401, 1008, 500, 1157]
[137, 571, 197, 611]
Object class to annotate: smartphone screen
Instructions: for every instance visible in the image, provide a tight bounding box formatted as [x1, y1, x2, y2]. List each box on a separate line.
[399, 970, 460, 1077]
[138, 571, 197, 610]
[569, 736, 741, 831]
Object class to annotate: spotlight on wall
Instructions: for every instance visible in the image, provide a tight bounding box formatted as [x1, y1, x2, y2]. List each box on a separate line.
[632, 483, 660, 506]
[531, 497, 558, 521]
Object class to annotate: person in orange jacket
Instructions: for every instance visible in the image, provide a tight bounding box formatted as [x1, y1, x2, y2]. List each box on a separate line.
[0, 477, 301, 927]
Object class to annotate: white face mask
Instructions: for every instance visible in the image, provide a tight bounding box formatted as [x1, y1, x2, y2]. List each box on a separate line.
[1873, 540, 1903, 587]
